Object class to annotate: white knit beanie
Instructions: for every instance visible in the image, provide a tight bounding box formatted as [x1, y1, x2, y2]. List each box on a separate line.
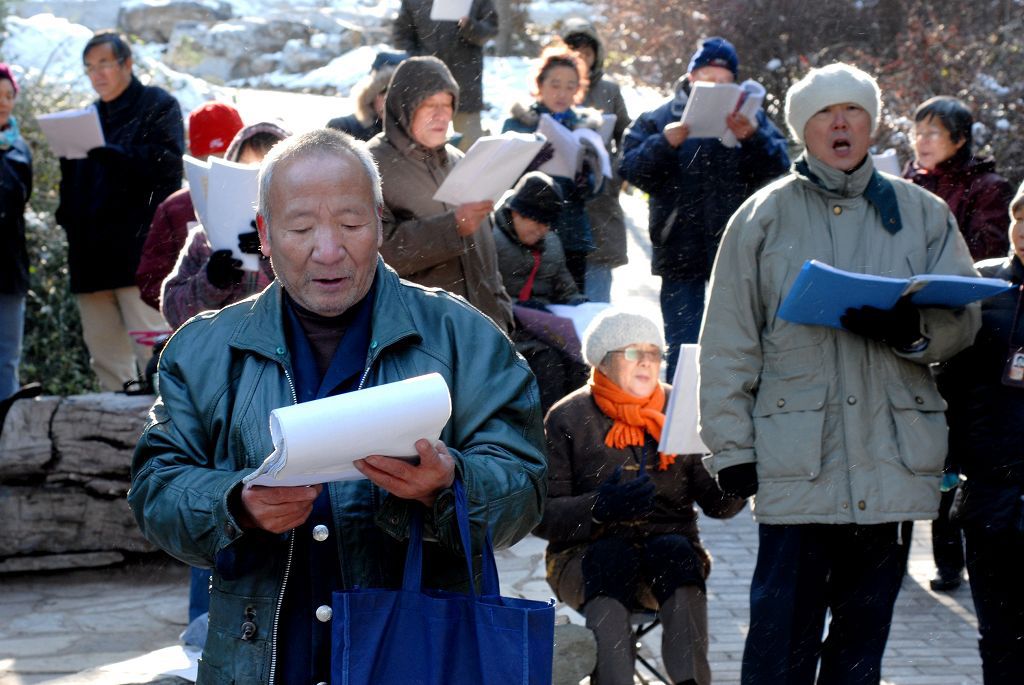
[582, 308, 665, 368]
[785, 62, 881, 144]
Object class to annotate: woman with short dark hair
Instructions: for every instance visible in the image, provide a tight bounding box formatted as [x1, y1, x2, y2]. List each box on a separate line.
[904, 95, 1013, 260]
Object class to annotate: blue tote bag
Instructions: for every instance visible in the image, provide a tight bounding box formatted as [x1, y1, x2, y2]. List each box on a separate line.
[330, 480, 555, 685]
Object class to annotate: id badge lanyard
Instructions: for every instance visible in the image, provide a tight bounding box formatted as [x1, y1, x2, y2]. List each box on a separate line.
[1002, 284, 1024, 387]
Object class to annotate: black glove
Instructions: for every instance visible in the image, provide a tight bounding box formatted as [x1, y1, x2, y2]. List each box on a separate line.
[237, 228, 262, 255]
[717, 463, 758, 499]
[86, 145, 126, 165]
[206, 249, 244, 290]
[591, 466, 656, 523]
[516, 298, 549, 311]
[839, 296, 924, 350]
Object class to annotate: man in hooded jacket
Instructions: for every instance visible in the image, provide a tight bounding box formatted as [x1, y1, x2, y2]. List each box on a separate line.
[367, 56, 513, 333]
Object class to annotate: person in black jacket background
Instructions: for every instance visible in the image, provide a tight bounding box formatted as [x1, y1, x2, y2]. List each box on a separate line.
[936, 182, 1024, 684]
[0, 63, 33, 403]
[56, 30, 183, 391]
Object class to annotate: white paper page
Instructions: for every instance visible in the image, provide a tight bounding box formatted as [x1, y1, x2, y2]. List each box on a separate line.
[206, 157, 261, 271]
[429, 0, 472, 21]
[658, 344, 710, 455]
[244, 373, 453, 487]
[574, 127, 612, 178]
[432, 133, 544, 205]
[598, 113, 617, 145]
[721, 80, 765, 148]
[872, 148, 902, 176]
[536, 113, 581, 179]
[182, 155, 211, 228]
[546, 301, 611, 342]
[679, 82, 741, 140]
[35, 105, 105, 159]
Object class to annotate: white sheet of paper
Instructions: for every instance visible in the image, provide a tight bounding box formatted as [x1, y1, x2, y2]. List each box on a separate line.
[546, 301, 611, 342]
[658, 344, 709, 455]
[244, 373, 453, 487]
[536, 113, 580, 179]
[206, 157, 261, 272]
[432, 132, 545, 205]
[598, 113, 617, 145]
[680, 82, 741, 140]
[183, 155, 211, 227]
[429, 0, 472, 21]
[872, 148, 902, 176]
[720, 80, 765, 148]
[36, 105, 105, 159]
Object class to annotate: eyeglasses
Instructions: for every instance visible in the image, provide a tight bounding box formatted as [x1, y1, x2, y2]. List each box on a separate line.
[608, 347, 665, 363]
[84, 60, 124, 76]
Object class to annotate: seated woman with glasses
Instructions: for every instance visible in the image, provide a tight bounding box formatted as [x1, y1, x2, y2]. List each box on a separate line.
[535, 307, 744, 685]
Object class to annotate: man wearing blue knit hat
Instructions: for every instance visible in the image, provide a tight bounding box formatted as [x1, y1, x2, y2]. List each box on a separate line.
[620, 37, 790, 380]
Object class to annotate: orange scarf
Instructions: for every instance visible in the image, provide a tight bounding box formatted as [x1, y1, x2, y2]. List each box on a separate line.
[589, 369, 677, 471]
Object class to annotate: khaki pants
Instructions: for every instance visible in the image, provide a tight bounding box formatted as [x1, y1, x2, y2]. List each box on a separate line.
[452, 110, 486, 151]
[76, 286, 169, 391]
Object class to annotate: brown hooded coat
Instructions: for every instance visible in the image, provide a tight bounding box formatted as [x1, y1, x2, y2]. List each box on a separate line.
[366, 56, 513, 332]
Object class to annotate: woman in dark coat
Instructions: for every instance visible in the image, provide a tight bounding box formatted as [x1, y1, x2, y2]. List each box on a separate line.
[0, 63, 33, 402]
[502, 43, 605, 292]
[936, 184, 1024, 683]
[904, 96, 1013, 260]
[536, 308, 744, 685]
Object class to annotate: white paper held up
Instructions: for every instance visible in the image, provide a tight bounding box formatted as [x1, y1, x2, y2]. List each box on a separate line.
[432, 132, 545, 205]
[183, 155, 211, 227]
[206, 157, 261, 271]
[658, 344, 710, 455]
[546, 302, 612, 342]
[872, 148, 902, 176]
[244, 373, 453, 487]
[36, 105, 105, 159]
[536, 114, 612, 179]
[429, 0, 472, 21]
[680, 80, 764, 148]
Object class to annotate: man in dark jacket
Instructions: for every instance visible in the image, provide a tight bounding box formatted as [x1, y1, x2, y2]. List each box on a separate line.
[129, 128, 546, 685]
[619, 37, 789, 378]
[392, 0, 497, 150]
[57, 30, 184, 391]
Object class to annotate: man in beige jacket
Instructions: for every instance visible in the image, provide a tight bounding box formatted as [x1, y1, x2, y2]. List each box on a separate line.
[366, 56, 513, 333]
[698, 63, 981, 684]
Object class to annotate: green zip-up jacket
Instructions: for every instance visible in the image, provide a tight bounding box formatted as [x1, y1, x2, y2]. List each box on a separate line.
[129, 259, 546, 684]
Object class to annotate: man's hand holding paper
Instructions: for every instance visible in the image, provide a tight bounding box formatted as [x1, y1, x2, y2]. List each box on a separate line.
[354, 438, 457, 508]
[237, 483, 322, 534]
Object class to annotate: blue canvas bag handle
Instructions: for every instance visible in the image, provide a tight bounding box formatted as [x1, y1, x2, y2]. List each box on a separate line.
[401, 479, 501, 598]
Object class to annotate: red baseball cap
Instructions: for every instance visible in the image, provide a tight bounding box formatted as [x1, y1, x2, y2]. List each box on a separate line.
[188, 102, 244, 158]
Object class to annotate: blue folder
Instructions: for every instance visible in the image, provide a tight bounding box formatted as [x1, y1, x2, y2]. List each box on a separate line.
[778, 260, 1013, 329]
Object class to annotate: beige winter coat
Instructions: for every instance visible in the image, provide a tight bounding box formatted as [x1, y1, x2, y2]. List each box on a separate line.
[698, 153, 981, 525]
[366, 56, 513, 332]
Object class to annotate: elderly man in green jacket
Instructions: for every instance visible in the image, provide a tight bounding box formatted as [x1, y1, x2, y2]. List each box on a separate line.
[698, 63, 981, 684]
[129, 129, 546, 685]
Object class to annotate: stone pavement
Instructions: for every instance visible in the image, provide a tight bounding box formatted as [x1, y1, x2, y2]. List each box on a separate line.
[0, 190, 985, 684]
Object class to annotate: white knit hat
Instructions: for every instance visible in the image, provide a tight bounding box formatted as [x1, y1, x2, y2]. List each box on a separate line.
[582, 308, 665, 368]
[785, 62, 881, 144]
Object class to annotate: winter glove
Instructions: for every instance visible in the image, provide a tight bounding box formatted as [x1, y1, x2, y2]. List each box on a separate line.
[717, 463, 758, 499]
[206, 249, 244, 290]
[86, 145, 127, 165]
[591, 466, 656, 523]
[839, 296, 926, 351]
[516, 298, 549, 311]
[237, 228, 262, 255]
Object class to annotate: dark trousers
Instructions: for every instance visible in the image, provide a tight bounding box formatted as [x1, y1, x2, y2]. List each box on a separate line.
[564, 250, 588, 293]
[964, 522, 1024, 684]
[932, 487, 965, 574]
[741, 523, 906, 685]
[582, 534, 706, 606]
[659, 277, 706, 380]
